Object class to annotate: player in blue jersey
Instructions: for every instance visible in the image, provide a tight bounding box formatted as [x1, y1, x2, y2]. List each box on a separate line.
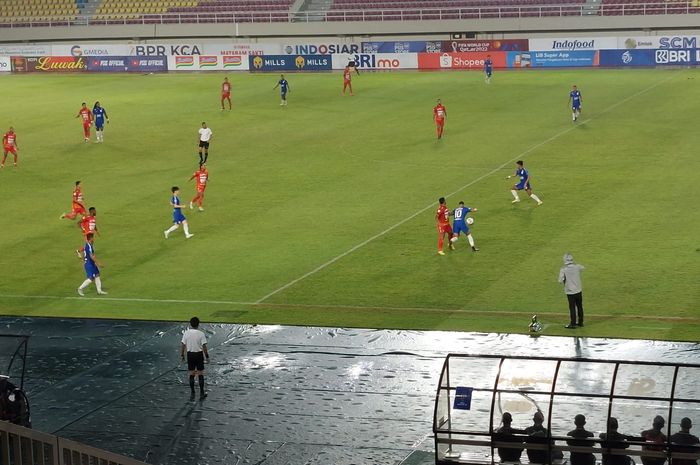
[568, 85, 582, 122]
[484, 55, 493, 84]
[507, 160, 543, 205]
[273, 74, 290, 106]
[92, 101, 109, 143]
[450, 201, 479, 252]
[77, 233, 108, 296]
[164, 186, 194, 239]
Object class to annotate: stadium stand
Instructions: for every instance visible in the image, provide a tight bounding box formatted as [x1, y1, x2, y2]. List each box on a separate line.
[0, 0, 79, 25]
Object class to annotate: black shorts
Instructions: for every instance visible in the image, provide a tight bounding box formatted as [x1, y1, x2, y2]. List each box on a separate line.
[199, 141, 210, 149]
[187, 351, 205, 371]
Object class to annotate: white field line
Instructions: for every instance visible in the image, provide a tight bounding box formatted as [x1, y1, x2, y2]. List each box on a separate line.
[254, 72, 681, 304]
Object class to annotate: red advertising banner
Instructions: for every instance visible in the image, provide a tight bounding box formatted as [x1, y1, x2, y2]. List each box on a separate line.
[418, 52, 507, 70]
[12, 56, 87, 72]
[441, 39, 529, 53]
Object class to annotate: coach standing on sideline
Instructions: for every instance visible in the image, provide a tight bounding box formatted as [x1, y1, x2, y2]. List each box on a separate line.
[180, 316, 209, 400]
[559, 253, 585, 329]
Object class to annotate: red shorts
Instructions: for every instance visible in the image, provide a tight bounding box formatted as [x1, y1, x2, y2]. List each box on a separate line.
[438, 223, 452, 235]
[4, 145, 16, 154]
[196, 186, 206, 194]
[436, 118, 445, 127]
[72, 203, 86, 216]
[82, 121, 91, 128]
[222, 92, 231, 99]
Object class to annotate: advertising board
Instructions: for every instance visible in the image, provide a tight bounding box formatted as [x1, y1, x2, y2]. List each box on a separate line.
[12, 56, 87, 72]
[130, 43, 204, 56]
[51, 44, 131, 57]
[441, 39, 529, 52]
[85, 56, 168, 72]
[361, 41, 442, 54]
[202, 43, 281, 56]
[0, 44, 51, 56]
[617, 36, 700, 50]
[599, 49, 700, 66]
[529, 37, 617, 51]
[417, 52, 507, 70]
[511, 50, 599, 68]
[168, 55, 250, 71]
[282, 43, 360, 55]
[248, 55, 332, 71]
[0, 56, 10, 72]
[331, 53, 418, 70]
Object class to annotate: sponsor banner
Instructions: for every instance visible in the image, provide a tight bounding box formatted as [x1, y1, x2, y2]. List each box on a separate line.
[599, 49, 700, 67]
[167, 55, 249, 71]
[618, 36, 700, 50]
[0, 44, 51, 56]
[417, 52, 507, 70]
[331, 53, 418, 70]
[282, 43, 360, 55]
[201, 43, 281, 56]
[361, 41, 442, 54]
[249, 54, 332, 71]
[0, 56, 10, 72]
[507, 50, 599, 68]
[87, 56, 129, 71]
[441, 39, 529, 52]
[52, 44, 130, 57]
[126, 56, 168, 72]
[529, 37, 617, 51]
[130, 43, 203, 56]
[12, 56, 87, 72]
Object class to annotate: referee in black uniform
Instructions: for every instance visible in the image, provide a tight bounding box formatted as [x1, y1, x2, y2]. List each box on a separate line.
[180, 316, 209, 400]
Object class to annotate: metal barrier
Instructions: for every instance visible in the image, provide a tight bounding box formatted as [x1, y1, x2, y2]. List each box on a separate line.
[0, 420, 148, 465]
[433, 354, 700, 464]
[0, 2, 697, 27]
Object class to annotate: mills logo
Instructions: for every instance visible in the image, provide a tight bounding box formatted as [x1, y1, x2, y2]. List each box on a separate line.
[175, 56, 194, 68]
[198, 56, 218, 67]
[295, 56, 305, 68]
[223, 56, 242, 67]
[252, 56, 263, 69]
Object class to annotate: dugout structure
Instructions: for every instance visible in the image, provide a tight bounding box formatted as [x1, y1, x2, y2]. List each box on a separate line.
[433, 354, 700, 465]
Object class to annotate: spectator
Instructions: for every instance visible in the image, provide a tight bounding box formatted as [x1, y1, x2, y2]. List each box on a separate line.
[642, 416, 668, 465]
[567, 414, 596, 465]
[600, 417, 632, 465]
[494, 412, 525, 462]
[670, 418, 699, 465]
[526, 411, 551, 464]
[559, 253, 585, 329]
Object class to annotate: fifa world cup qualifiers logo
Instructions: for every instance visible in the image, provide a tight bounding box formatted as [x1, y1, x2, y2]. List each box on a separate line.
[295, 56, 305, 69]
[252, 56, 263, 69]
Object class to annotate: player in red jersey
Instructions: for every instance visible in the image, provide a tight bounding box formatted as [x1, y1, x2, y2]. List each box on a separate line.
[75, 102, 93, 142]
[1, 126, 18, 168]
[342, 66, 354, 96]
[76, 207, 99, 257]
[188, 164, 209, 212]
[221, 77, 232, 111]
[435, 197, 455, 256]
[433, 99, 447, 140]
[61, 180, 86, 220]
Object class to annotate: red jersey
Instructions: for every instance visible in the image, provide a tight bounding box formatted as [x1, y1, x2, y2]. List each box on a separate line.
[434, 104, 446, 121]
[80, 215, 97, 235]
[436, 205, 450, 225]
[79, 108, 92, 123]
[222, 82, 231, 93]
[343, 69, 351, 82]
[73, 186, 84, 204]
[193, 169, 208, 188]
[3, 131, 16, 147]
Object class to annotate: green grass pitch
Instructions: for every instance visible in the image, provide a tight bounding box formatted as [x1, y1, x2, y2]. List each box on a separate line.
[0, 68, 698, 341]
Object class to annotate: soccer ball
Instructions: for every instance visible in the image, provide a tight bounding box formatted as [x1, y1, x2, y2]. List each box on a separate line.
[466, 217, 474, 225]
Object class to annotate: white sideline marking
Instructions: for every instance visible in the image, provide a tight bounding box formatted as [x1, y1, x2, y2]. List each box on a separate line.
[255, 72, 681, 304]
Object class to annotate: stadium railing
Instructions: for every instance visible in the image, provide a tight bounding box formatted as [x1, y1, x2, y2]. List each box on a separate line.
[433, 353, 700, 465]
[0, 2, 697, 27]
[0, 420, 148, 465]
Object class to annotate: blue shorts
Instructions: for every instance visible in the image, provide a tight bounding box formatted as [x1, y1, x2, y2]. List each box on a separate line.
[95, 121, 104, 130]
[485, 69, 492, 77]
[281, 91, 287, 98]
[173, 210, 186, 224]
[572, 104, 580, 111]
[516, 182, 531, 191]
[85, 263, 99, 279]
[453, 221, 470, 236]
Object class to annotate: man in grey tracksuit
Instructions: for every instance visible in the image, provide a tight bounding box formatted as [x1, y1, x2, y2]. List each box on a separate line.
[559, 253, 585, 329]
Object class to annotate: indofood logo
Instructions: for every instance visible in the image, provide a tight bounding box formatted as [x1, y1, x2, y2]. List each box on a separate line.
[295, 56, 305, 68]
[551, 39, 595, 50]
[621, 51, 633, 64]
[252, 56, 263, 69]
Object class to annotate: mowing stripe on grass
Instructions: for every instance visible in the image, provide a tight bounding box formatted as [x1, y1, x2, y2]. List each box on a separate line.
[254, 71, 682, 304]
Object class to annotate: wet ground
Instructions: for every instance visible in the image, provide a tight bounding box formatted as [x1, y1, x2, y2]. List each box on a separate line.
[0, 317, 698, 465]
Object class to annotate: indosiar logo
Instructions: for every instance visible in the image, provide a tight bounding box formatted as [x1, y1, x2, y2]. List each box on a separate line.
[252, 56, 263, 69]
[295, 56, 305, 68]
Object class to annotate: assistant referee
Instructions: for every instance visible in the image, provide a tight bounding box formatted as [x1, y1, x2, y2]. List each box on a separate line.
[180, 316, 209, 400]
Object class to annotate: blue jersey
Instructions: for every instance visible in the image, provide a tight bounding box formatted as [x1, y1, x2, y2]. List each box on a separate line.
[514, 167, 532, 189]
[84, 242, 96, 266]
[172, 195, 186, 224]
[93, 107, 105, 123]
[570, 90, 581, 108]
[485, 59, 492, 72]
[453, 206, 472, 224]
[278, 79, 289, 93]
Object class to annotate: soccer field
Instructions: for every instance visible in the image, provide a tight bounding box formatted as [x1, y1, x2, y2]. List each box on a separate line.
[0, 68, 698, 341]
